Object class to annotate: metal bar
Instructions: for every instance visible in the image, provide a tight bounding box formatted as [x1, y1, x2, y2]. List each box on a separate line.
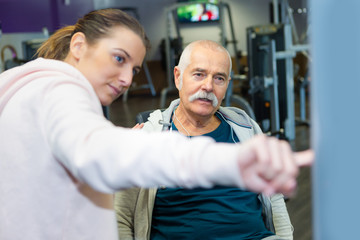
[222, 2, 241, 74]
[160, 8, 177, 108]
[283, 24, 295, 140]
[276, 50, 296, 59]
[269, 40, 281, 134]
[291, 44, 310, 52]
[299, 83, 306, 120]
[276, 44, 310, 59]
[142, 62, 156, 96]
[273, 0, 279, 24]
[284, 0, 299, 43]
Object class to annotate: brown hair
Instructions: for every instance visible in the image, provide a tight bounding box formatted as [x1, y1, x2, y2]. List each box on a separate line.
[36, 8, 151, 60]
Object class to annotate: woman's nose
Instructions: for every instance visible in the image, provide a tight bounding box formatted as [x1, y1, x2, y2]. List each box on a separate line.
[118, 68, 133, 87]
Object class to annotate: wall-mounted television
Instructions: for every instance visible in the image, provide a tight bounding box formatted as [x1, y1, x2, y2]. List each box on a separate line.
[177, 0, 220, 24]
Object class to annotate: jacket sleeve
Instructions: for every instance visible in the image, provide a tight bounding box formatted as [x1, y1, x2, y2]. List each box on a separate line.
[114, 188, 140, 240]
[42, 81, 244, 193]
[271, 194, 294, 240]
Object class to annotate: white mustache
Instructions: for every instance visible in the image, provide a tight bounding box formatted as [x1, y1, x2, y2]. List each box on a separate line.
[188, 91, 218, 107]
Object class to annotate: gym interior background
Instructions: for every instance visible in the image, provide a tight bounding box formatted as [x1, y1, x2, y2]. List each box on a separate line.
[1, 0, 357, 239]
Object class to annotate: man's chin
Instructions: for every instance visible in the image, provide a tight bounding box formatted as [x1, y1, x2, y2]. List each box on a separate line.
[191, 105, 217, 116]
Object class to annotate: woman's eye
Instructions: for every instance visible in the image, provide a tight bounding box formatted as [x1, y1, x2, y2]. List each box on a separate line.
[115, 56, 124, 63]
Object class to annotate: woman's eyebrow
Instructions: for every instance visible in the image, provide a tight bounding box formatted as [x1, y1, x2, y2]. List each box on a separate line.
[114, 48, 131, 59]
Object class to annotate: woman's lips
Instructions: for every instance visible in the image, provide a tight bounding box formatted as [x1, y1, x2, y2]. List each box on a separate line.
[109, 84, 121, 96]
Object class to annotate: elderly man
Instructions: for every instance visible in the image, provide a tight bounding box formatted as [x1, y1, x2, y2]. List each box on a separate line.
[115, 40, 295, 240]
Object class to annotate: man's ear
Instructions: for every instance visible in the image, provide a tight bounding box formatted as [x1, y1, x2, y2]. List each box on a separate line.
[226, 76, 232, 88]
[174, 66, 181, 90]
[69, 32, 87, 60]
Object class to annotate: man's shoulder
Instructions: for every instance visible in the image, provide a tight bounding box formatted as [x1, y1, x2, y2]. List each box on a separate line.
[219, 107, 252, 122]
[218, 106, 261, 132]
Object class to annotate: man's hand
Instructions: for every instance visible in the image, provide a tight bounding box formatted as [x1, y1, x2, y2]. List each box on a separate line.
[237, 134, 314, 197]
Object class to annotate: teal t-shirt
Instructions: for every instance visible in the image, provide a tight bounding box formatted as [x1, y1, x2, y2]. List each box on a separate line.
[150, 112, 275, 240]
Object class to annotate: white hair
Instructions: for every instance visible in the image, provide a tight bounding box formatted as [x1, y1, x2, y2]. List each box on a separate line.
[177, 40, 232, 90]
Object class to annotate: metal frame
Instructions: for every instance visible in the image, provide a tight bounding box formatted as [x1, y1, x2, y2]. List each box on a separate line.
[247, 0, 310, 140]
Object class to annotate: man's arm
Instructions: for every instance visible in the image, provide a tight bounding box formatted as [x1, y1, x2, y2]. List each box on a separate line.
[271, 194, 294, 240]
[114, 188, 140, 239]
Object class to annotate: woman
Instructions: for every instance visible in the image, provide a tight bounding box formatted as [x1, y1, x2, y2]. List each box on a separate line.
[0, 8, 311, 240]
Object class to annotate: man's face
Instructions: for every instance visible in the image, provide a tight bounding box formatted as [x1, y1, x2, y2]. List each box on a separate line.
[175, 46, 231, 118]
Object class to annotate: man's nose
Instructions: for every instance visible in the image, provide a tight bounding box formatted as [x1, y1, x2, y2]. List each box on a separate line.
[201, 76, 214, 91]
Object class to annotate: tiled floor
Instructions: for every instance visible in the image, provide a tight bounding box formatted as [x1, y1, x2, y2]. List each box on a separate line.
[109, 92, 313, 240]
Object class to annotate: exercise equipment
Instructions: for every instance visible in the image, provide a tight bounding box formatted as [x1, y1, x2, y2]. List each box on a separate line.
[22, 38, 46, 61]
[246, 0, 310, 140]
[1, 45, 26, 71]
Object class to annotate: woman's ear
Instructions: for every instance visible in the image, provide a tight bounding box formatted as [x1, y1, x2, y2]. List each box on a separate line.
[69, 32, 87, 60]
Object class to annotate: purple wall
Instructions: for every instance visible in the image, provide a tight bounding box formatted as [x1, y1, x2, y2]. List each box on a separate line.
[56, 0, 94, 28]
[0, 0, 94, 33]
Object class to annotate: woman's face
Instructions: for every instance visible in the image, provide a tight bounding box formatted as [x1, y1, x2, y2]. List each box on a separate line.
[74, 26, 146, 106]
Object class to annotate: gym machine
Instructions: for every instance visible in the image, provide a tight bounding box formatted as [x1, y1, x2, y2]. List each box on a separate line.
[246, 0, 310, 140]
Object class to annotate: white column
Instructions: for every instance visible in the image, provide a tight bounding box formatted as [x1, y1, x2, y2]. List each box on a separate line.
[311, 0, 360, 239]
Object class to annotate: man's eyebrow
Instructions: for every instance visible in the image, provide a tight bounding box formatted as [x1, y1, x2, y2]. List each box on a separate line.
[192, 68, 228, 78]
[192, 68, 206, 72]
[215, 72, 228, 78]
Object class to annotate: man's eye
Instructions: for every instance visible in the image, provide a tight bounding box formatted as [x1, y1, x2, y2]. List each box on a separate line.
[132, 69, 138, 76]
[115, 56, 124, 63]
[215, 77, 225, 84]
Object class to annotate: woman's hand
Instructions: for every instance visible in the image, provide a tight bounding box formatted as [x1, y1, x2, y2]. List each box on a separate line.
[237, 134, 314, 197]
[132, 123, 144, 130]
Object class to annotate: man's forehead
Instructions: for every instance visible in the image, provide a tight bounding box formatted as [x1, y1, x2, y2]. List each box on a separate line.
[187, 63, 229, 75]
[190, 49, 229, 64]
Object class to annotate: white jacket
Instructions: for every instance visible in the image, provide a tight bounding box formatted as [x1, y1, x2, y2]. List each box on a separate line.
[0, 58, 248, 240]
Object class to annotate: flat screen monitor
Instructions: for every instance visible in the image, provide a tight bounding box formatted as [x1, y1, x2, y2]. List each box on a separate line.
[177, 0, 220, 24]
